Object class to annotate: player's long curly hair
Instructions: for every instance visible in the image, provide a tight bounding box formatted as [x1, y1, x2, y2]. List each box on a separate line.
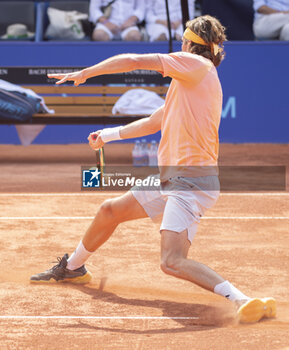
[186, 15, 227, 67]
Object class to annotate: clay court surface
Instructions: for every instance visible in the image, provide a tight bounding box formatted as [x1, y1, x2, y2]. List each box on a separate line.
[0, 143, 288, 349]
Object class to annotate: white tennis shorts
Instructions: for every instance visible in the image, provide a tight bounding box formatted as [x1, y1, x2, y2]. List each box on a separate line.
[131, 175, 220, 243]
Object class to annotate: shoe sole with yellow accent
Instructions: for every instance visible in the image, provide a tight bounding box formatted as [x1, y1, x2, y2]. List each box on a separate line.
[237, 298, 276, 323]
[262, 297, 276, 318]
[30, 271, 92, 284]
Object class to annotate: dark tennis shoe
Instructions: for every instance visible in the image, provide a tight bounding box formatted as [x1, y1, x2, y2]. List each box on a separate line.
[30, 254, 92, 284]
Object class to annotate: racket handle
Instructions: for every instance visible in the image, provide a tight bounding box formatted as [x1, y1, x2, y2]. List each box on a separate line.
[92, 134, 102, 152]
[99, 147, 105, 167]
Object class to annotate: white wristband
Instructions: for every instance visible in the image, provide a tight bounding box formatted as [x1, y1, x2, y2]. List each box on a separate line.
[99, 127, 122, 143]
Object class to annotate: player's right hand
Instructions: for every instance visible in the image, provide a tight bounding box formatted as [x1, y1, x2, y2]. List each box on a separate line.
[47, 71, 86, 86]
[88, 131, 104, 151]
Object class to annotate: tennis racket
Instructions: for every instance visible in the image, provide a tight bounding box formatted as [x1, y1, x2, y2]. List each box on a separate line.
[97, 147, 105, 175]
[91, 134, 105, 180]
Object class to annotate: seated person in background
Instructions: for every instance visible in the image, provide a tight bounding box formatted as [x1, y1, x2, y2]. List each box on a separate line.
[89, 0, 145, 41]
[253, 0, 289, 40]
[145, 0, 195, 41]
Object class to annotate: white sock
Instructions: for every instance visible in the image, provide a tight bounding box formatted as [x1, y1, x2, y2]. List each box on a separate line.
[214, 280, 250, 302]
[67, 241, 92, 270]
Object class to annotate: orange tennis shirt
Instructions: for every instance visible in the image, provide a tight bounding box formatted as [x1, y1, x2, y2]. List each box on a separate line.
[157, 51, 222, 181]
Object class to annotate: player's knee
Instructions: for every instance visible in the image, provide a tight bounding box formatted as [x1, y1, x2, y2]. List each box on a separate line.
[92, 30, 110, 41]
[99, 198, 124, 223]
[99, 199, 115, 219]
[160, 255, 183, 275]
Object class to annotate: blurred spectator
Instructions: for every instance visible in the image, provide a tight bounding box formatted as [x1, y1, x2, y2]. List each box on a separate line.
[145, 0, 195, 41]
[253, 0, 289, 40]
[89, 0, 145, 41]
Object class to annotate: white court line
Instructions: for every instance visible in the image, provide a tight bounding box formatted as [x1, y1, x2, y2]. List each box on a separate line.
[0, 193, 120, 197]
[0, 216, 288, 220]
[0, 316, 198, 320]
[220, 193, 289, 196]
[0, 217, 94, 220]
[0, 193, 288, 197]
[204, 216, 289, 220]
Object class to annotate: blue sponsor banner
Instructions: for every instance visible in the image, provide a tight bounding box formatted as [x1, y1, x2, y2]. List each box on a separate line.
[0, 41, 288, 143]
[218, 42, 289, 143]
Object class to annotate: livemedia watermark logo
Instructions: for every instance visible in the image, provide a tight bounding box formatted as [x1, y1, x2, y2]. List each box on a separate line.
[81, 166, 160, 191]
[81, 165, 286, 192]
[82, 167, 101, 188]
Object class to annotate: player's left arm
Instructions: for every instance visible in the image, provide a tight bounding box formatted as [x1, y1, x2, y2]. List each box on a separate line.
[88, 104, 164, 151]
[48, 54, 164, 86]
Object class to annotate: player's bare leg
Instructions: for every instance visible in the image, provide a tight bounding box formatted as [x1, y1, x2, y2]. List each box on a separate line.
[160, 229, 276, 323]
[30, 191, 148, 284]
[63, 190, 148, 270]
[82, 191, 148, 252]
[160, 229, 225, 291]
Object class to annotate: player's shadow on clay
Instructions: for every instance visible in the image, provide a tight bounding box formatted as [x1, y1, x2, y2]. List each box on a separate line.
[62, 281, 236, 334]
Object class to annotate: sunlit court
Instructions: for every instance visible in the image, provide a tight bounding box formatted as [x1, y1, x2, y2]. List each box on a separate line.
[1, 0, 289, 348]
[0, 143, 288, 349]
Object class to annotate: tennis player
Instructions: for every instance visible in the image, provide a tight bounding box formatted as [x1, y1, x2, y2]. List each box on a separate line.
[30, 15, 276, 324]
